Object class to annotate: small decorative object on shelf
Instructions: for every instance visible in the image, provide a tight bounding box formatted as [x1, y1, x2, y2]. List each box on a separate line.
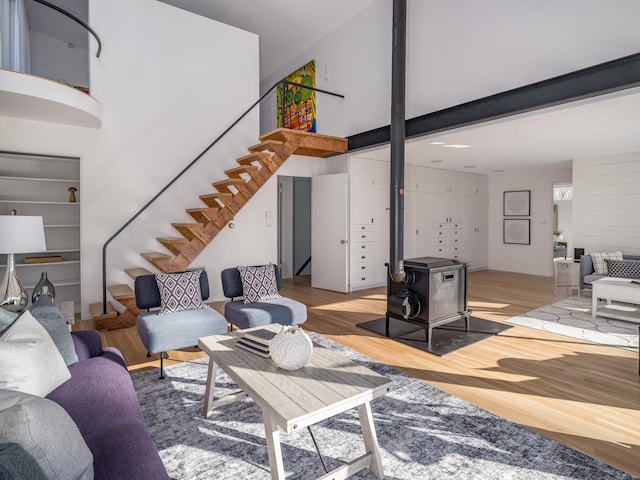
[32, 272, 56, 303]
[269, 324, 313, 370]
[68, 187, 77, 202]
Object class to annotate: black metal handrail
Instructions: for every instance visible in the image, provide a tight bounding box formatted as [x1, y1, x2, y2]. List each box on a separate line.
[33, 0, 102, 57]
[101, 80, 343, 313]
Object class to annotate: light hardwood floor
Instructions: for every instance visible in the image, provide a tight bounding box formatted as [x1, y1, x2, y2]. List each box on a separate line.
[75, 270, 640, 476]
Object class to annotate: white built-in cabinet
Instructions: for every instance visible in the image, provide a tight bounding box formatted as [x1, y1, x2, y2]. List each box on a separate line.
[349, 157, 389, 291]
[0, 152, 81, 312]
[404, 165, 488, 270]
[347, 158, 488, 292]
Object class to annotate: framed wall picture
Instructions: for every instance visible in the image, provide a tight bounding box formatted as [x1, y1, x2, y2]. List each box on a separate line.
[503, 190, 531, 216]
[504, 219, 530, 245]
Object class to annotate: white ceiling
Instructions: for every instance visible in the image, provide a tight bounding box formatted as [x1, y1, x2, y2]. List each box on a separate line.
[354, 86, 640, 175]
[158, 0, 377, 78]
[25, 1, 640, 175]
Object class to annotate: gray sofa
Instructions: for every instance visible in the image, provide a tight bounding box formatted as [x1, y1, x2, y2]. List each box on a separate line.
[579, 254, 640, 291]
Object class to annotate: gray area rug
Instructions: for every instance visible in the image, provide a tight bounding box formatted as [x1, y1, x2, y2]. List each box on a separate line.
[506, 296, 638, 352]
[132, 333, 636, 479]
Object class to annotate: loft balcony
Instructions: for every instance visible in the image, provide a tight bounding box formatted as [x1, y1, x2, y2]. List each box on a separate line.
[0, 68, 102, 128]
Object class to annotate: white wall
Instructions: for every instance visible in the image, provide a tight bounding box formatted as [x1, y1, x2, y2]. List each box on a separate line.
[261, 0, 640, 137]
[488, 167, 572, 276]
[573, 152, 640, 256]
[0, 0, 266, 317]
[29, 30, 89, 88]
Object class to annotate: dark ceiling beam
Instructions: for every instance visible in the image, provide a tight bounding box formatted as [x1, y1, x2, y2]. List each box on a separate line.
[347, 52, 640, 152]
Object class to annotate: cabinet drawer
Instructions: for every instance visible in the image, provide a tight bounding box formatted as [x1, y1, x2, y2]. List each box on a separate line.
[433, 237, 448, 246]
[352, 251, 372, 262]
[352, 224, 375, 233]
[351, 241, 373, 253]
[352, 231, 374, 241]
[351, 261, 374, 274]
[433, 229, 449, 238]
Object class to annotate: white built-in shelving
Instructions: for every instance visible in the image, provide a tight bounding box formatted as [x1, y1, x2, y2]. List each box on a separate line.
[0, 151, 81, 311]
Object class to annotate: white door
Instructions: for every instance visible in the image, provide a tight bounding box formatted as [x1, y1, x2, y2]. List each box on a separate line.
[311, 173, 349, 292]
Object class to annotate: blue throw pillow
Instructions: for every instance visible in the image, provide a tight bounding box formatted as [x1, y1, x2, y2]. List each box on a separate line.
[28, 296, 78, 366]
[0, 309, 18, 337]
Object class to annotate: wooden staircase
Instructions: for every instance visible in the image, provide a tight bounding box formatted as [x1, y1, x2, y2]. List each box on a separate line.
[91, 128, 347, 329]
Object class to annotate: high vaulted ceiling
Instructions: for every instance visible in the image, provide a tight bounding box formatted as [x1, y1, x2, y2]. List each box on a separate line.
[24, 0, 640, 175]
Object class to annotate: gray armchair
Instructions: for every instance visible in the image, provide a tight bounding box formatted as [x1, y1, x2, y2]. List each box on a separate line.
[135, 270, 228, 378]
[220, 264, 307, 330]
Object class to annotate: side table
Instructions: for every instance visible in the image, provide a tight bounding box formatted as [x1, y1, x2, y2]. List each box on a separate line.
[553, 258, 579, 294]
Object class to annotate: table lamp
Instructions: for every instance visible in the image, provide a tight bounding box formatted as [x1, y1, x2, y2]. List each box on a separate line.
[0, 211, 47, 313]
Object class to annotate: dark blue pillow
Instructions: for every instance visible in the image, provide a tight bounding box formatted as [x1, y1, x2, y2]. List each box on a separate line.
[28, 296, 78, 366]
[0, 310, 18, 337]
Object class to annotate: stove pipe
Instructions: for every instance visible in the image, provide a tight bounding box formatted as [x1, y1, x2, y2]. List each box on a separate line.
[389, 0, 407, 283]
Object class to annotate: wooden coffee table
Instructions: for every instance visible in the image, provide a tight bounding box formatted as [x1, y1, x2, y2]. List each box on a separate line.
[198, 325, 392, 480]
[592, 277, 640, 323]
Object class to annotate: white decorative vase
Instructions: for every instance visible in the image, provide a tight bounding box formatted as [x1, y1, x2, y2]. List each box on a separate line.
[270, 325, 313, 370]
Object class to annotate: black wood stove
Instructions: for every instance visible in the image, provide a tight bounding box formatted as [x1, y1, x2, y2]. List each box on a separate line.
[386, 256, 470, 344]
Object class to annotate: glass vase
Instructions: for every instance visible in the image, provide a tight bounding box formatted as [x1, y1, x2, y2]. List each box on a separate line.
[32, 272, 55, 303]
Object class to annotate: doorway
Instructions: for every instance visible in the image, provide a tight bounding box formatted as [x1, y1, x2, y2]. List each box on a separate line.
[278, 176, 311, 279]
[553, 183, 573, 258]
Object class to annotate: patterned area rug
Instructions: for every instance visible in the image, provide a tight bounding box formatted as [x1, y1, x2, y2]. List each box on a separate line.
[132, 334, 636, 479]
[506, 296, 638, 351]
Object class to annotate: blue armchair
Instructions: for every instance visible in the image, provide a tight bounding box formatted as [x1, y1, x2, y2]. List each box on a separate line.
[220, 265, 307, 330]
[135, 270, 228, 378]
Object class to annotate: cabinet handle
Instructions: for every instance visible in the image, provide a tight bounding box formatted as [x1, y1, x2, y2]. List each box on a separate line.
[361, 266, 366, 270]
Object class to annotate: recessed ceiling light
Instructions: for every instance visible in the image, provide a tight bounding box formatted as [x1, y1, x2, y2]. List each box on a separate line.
[430, 160, 443, 163]
[429, 141, 445, 145]
[442, 144, 471, 149]
[464, 165, 476, 169]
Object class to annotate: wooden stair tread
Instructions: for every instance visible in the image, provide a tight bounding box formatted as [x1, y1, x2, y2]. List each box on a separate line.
[200, 192, 233, 199]
[158, 236, 189, 244]
[125, 267, 152, 279]
[171, 223, 204, 228]
[237, 152, 273, 164]
[213, 178, 247, 186]
[90, 302, 117, 319]
[225, 165, 259, 176]
[141, 252, 172, 261]
[108, 284, 135, 300]
[248, 140, 286, 155]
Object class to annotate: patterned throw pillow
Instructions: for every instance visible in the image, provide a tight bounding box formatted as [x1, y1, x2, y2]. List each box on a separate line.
[154, 270, 209, 315]
[237, 264, 281, 304]
[605, 259, 640, 279]
[589, 251, 623, 275]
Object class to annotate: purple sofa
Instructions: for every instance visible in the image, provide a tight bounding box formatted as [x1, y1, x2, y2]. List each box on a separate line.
[46, 330, 169, 480]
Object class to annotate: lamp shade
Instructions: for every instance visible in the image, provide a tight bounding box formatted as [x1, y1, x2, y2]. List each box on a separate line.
[0, 215, 47, 254]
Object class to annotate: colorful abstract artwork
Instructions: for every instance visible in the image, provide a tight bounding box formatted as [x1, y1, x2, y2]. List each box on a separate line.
[277, 60, 316, 132]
